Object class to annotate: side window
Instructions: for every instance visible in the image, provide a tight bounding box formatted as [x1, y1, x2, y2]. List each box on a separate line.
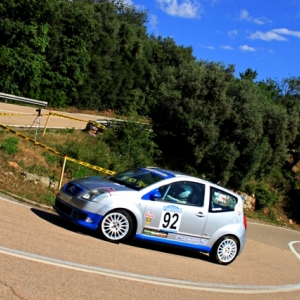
[209, 187, 237, 213]
[157, 182, 205, 207]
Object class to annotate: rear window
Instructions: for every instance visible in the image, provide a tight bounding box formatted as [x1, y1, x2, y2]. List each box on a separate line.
[209, 187, 237, 213]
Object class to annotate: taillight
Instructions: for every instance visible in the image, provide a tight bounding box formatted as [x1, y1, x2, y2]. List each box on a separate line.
[243, 215, 247, 230]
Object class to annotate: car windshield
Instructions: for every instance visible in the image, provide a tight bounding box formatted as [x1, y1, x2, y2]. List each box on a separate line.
[107, 168, 168, 191]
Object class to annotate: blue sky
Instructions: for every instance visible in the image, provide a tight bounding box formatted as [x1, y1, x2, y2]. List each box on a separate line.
[125, 0, 300, 81]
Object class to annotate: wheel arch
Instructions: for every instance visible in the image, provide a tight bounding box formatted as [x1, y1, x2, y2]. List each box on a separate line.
[99, 207, 138, 239]
[211, 233, 241, 254]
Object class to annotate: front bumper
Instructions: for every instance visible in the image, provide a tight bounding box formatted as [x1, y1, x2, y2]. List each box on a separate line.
[54, 197, 103, 230]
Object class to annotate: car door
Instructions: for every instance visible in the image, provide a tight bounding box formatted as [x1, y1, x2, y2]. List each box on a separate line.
[142, 181, 209, 242]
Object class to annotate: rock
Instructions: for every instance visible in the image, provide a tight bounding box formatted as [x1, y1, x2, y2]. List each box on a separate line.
[39, 176, 51, 187]
[8, 162, 19, 169]
[50, 180, 59, 190]
[289, 219, 293, 225]
[20, 171, 58, 189]
[4, 172, 14, 176]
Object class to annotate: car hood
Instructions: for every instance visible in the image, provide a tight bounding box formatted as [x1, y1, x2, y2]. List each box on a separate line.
[73, 177, 134, 192]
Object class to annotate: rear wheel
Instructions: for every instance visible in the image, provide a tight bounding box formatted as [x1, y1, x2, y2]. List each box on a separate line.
[211, 235, 239, 265]
[100, 210, 133, 243]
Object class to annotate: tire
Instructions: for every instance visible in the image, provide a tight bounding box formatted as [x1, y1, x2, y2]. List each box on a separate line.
[99, 210, 134, 243]
[211, 235, 239, 265]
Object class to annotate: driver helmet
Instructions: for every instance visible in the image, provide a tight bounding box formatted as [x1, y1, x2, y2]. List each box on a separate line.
[178, 184, 193, 199]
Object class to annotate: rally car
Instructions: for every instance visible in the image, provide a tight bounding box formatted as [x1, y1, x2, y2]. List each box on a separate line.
[54, 167, 247, 265]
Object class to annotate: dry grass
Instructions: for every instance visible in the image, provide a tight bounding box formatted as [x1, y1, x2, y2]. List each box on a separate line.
[0, 128, 91, 206]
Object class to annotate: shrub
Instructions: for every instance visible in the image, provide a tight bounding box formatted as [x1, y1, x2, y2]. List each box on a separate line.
[1, 137, 19, 155]
[255, 185, 275, 209]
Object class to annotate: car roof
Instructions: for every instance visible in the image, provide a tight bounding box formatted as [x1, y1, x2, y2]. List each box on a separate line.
[146, 167, 241, 198]
[146, 166, 187, 177]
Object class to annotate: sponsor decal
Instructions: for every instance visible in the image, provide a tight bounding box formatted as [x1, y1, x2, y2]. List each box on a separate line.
[143, 229, 168, 238]
[145, 217, 152, 225]
[144, 210, 155, 219]
[159, 229, 178, 234]
[214, 192, 227, 203]
[85, 217, 93, 223]
[163, 205, 182, 213]
[176, 235, 208, 245]
[235, 203, 243, 215]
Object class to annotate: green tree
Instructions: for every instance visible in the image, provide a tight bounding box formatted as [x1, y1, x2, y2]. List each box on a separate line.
[150, 60, 235, 179]
[103, 118, 160, 170]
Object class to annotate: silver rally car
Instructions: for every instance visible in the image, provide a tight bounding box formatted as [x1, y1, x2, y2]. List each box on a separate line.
[54, 167, 247, 265]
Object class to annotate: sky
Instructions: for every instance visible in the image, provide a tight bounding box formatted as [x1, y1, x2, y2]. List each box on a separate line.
[125, 0, 300, 81]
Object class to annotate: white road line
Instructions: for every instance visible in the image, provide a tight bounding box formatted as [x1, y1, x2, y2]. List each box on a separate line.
[248, 221, 300, 260]
[248, 221, 300, 233]
[0, 109, 33, 114]
[0, 246, 300, 294]
[289, 241, 300, 260]
[0, 195, 30, 207]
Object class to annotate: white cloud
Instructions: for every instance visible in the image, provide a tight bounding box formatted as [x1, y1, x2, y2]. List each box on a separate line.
[148, 14, 159, 30]
[249, 30, 288, 41]
[201, 45, 215, 50]
[228, 30, 238, 38]
[156, 0, 201, 18]
[272, 28, 300, 38]
[240, 45, 256, 52]
[123, 0, 134, 4]
[221, 45, 234, 50]
[239, 9, 270, 25]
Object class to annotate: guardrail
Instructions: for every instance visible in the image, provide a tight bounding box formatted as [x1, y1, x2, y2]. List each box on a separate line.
[0, 92, 48, 107]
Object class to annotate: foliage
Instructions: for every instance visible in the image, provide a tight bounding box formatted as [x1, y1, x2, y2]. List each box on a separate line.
[1, 137, 19, 155]
[255, 184, 277, 209]
[103, 118, 160, 171]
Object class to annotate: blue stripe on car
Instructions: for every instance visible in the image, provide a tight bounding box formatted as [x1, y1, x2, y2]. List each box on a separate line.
[134, 234, 212, 253]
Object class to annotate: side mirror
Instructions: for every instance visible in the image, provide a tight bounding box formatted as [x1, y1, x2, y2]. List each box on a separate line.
[149, 190, 161, 201]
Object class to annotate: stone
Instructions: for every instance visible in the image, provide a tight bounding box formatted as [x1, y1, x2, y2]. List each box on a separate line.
[8, 162, 19, 169]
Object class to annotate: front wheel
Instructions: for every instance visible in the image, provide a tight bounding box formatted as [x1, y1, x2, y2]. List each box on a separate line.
[211, 235, 239, 265]
[99, 210, 133, 243]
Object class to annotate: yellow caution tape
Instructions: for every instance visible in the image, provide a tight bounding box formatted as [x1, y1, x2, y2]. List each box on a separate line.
[0, 113, 49, 117]
[65, 157, 116, 175]
[0, 123, 60, 155]
[51, 112, 90, 123]
[0, 123, 115, 175]
[50, 113, 107, 130]
[86, 120, 107, 131]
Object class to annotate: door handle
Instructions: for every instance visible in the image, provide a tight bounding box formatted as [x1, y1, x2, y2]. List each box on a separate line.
[196, 212, 205, 217]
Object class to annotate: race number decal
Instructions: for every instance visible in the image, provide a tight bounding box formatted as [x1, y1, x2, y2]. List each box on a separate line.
[158, 205, 182, 233]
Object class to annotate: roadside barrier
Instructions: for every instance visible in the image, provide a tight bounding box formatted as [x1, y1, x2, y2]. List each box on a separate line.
[0, 108, 108, 136]
[0, 123, 116, 190]
[0, 113, 48, 117]
[0, 92, 48, 106]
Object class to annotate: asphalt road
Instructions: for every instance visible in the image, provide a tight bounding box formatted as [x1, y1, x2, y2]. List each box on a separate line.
[0, 194, 300, 300]
[0, 102, 104, 129]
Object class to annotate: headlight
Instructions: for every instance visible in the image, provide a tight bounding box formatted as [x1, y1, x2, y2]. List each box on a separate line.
[81, 189, 110, 202]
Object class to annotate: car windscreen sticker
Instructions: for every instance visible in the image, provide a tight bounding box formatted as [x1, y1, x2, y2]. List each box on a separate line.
[158, 205, 183, 233]
[144, 168, 174, 179]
